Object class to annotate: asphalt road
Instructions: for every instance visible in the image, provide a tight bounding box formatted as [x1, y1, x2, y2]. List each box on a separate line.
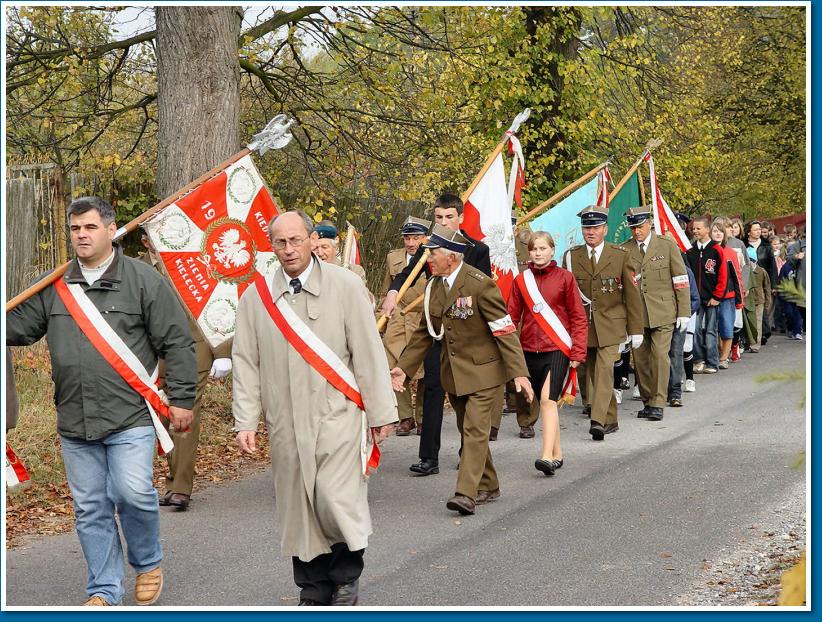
[5, 337, 806, 608]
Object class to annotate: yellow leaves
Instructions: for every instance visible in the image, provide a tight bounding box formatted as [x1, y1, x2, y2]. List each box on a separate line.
[778, 551, 805, 606]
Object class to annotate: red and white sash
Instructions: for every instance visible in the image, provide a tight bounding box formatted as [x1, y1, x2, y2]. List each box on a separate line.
[254, 276, 381, 476]
[53, 279, 174, 455]
[515, 269, 579, 404]
[6, 443, 30, 491]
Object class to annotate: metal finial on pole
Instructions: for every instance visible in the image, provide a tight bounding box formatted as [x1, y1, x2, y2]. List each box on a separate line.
[247, 114, 295, 155]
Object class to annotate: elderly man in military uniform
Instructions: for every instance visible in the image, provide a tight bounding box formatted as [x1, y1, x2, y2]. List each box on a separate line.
[563, 205, 643, 440]
[390, 225, 533, 516]
[624, 207, 691, 422]
[379, 216, 431, 436]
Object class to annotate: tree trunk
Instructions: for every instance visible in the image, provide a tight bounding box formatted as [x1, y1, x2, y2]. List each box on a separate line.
[155, 7, 243, 198]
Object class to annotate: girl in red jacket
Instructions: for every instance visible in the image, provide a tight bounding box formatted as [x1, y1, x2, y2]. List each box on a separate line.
[508, 232, 588, 477]
[710, 217, 745, 368]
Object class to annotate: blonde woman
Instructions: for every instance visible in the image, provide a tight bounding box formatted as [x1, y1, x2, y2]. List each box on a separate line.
[507, 232, 587, 476]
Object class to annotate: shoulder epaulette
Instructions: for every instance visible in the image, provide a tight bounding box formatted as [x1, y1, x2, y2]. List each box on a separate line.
[469, 271, 485, 281]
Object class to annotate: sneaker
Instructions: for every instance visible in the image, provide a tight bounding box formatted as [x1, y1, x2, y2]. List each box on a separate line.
[684, 379, 696, 392]
[718, 359, 729, 370]
[613, 389, 623, 405]
[795, 334, 804, 341]
[632, 386, 641, 400]
[693, 362, 705, 374]
[135, 567, 164, 606]
[730, 344, 740, 362]
[84, 595, 112, 606]
[703, 367, 718, 374]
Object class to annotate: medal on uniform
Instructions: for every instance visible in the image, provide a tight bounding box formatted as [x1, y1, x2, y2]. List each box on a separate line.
[608, 278, 615, 293]
[615, 277, 623, 290]
[601, 280, 608, 293]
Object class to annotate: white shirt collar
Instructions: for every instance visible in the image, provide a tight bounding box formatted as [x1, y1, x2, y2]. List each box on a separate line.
[586, 241, 606, 263]
[444, 261, 464, 290]
[637, 232, 653, 249]
[406, 253, 414, 265]
[78, 248, 116, 285]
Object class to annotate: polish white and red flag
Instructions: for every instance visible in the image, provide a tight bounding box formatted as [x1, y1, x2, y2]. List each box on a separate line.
[462, 128, 527, 300]
[595, 166, 612, 210]
[644, 152, 692, 252]
[343, 222, 362, 267]
[143, 154, 281, 349]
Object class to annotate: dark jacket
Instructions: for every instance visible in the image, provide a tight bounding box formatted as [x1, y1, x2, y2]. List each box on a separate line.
[746, 239, 778, 289]
[680, 253, 701, 316]
[507, 261, 588, 362]
[685, 240, 728, 305]
[6, 247, 196, 441]
[389, 230, 492, 292]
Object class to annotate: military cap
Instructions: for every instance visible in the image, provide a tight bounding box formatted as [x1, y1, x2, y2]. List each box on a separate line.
[625, 205, 652, 227]
[674, 211, 691, 226]
[400, 215, 431, 236]
[577, 204, 608, 227]
[423, 223, 469, 253]
[314, 223, 338, 239]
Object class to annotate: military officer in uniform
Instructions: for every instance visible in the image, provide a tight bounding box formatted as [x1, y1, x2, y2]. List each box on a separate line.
[379, 216, 431, 436]
[562, 205, 643, 440]
[624, 207, 691, 422]
[390, 225, 533, 516]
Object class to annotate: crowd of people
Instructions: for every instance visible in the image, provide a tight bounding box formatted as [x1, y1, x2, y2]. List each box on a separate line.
[5, 193, 806, 607]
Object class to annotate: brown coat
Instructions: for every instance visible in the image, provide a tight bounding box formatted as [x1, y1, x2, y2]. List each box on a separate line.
[627, 233, 691, 328]
[232, 259, 397, 561]
[397, 263, 528, 396]
[380, 248, 426, 370]
[563, 243, 644, 347]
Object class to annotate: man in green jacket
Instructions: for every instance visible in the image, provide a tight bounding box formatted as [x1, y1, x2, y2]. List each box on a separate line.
[6, 196, 196, 607]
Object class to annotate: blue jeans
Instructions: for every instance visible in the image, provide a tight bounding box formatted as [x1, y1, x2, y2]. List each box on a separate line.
[61, 425, 162, 605]
[716, 298, 736, 340]
[693, 304, 719, 369]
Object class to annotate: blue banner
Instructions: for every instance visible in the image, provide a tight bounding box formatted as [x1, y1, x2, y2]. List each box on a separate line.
[528, 177, 598, 261]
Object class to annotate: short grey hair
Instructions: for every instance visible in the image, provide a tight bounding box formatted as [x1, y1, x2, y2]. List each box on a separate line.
[268, 209, 314, 238]
[67, 196, 116, 226]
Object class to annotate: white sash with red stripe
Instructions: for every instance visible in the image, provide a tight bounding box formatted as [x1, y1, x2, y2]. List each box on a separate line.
[254, 276, 380, 476]
[515, 269, 579, 404]
[53, 279, 174, 455]
[6, 443, 31, 491]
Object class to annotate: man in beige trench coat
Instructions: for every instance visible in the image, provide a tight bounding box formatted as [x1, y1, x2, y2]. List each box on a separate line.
[232, 211, 398, 606]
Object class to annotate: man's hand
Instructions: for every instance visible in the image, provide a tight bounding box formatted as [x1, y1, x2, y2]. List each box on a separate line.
[514, 376, 534, 403]
[380, 290, 399, 318]
[389, 367, 407, 392]
[372, 423, 397, 444]
[630, 334, 644, 349]
[707, 298, 719, 307]
[209, 358, 232, 379]
[236, 430, 257, 454]
[169, 406, 193, 432]
[569, 360, 580, 369]
[676, 317, 690, 332]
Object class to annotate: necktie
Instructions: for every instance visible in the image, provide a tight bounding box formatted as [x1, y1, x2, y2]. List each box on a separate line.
[290, 278, 302, 294]
[590, 247, 597, 273]
[640, 242, 646, 257]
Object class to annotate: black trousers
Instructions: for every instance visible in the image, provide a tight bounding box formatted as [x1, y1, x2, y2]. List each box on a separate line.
[292, 543, 364, 604]
[419, 340, 446, 461]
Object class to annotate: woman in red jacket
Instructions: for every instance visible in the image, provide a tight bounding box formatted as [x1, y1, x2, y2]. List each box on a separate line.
[508, 232, 588, 477]
[710, 217, 745, 368]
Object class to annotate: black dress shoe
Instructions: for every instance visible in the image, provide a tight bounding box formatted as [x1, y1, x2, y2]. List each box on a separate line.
[534, 459, 555, 476]
[582, 405, 592, 417]
[409, 459, 439, 476]
[603, 423, 619, 434]
[589, 422, 605, 441]
[299, 598, 325, 606]
[646, 407, 663, 421]
[161, 492, 190, 510]
[489, 426, 499, 441]
[330, 580, 359, 606]
[553, 459, 564, 469]
[637, 406, 650, 418]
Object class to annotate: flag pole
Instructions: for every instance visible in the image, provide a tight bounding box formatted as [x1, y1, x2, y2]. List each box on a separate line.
[400, 292, 425, 316]
[516, 162, 607, 226]
[342, 222, 354, 269]
[6, 116, 295, 312]
[376, 249, 430, 332]
[608, 138, 661, 204]
[637, 168, 647, 206]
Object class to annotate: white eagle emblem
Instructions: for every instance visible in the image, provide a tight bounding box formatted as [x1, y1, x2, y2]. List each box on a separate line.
[482, 222, 518, 273]
[212, 229, 251, 269]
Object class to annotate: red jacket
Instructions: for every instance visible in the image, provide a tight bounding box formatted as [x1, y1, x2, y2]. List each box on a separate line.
[719, 244, 745, 308]
[507, 261, 588, 362]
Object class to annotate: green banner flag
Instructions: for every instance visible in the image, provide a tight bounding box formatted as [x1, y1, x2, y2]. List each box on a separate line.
[606, 170, 642, 245]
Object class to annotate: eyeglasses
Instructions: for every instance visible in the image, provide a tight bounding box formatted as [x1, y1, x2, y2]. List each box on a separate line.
[271, 236, 310, 250]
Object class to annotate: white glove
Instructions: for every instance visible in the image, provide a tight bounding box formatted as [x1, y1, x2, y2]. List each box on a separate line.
[676, 317, 690, 332]
[630, 334, 644, 350]
[209, 358, 232, 379]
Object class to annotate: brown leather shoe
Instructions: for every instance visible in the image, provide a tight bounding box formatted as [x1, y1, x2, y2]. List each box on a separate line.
[489, 427, 498, 441]
[135, 567, 163, 606]
[396, 418, 416, 436]
[475, 489, 500, 505]
[415, 423, 423, 436]
[158, 491, 174, 506]
[446, 494, 475, 515]
[162, 493, 190, 510]
[603, 423, 620, 434]
[519, 426, 535, 439]
[84, 595, 112, 606]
